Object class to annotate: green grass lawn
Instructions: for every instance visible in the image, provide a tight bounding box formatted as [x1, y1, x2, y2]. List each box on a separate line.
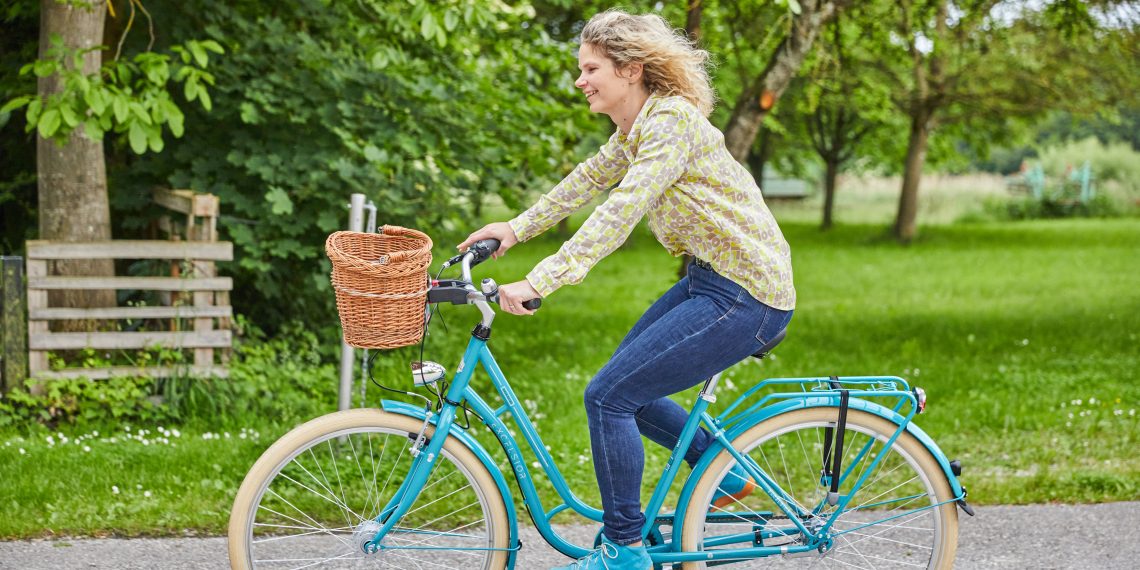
[1, 218, 1137, 538]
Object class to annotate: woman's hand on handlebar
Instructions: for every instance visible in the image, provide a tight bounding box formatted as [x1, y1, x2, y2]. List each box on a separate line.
[457, 222, 518, 259]
[499, 280, 541, 316]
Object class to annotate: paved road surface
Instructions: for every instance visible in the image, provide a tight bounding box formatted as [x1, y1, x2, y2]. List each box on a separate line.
[0, 502, 1136, 569]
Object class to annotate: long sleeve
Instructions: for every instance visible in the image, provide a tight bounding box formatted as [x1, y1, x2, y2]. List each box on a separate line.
[525, 107, 692, 297]
[508, 131, 630, 243]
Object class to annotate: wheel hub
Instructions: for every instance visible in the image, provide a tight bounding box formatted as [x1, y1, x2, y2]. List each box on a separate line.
[353, 520, 383, 555]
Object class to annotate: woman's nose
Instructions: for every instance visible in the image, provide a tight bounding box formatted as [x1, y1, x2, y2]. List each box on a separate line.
[575, 74, 587, 88]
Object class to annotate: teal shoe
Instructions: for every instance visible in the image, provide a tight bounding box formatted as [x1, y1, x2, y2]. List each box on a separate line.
[709, 461, 757, 511]
[551, 534, 651, 570]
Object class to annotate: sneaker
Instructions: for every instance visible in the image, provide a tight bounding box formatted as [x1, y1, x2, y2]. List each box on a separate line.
[551, 534, 651, 570]
[709, 461, 757, 511]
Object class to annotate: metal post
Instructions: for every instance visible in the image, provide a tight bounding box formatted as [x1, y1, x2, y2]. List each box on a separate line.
[360, 200, 378, 407]
[1, 257, 28, 394]
[339, 194, 366, 411]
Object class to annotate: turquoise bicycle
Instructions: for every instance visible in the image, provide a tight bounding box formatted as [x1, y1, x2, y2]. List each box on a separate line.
[228, 239, 972, 569]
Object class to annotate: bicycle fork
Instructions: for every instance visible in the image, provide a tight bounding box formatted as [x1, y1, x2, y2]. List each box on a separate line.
[358, 405, 456, 555]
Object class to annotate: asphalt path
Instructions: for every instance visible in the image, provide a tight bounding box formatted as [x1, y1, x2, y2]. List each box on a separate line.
[0, 502, 1136, 569]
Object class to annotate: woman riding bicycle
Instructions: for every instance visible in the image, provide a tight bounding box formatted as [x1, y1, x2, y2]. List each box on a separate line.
[458, 9, 796, 570]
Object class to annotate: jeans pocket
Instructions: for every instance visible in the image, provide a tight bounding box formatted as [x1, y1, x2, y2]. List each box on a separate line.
[754, 305, 792, 345]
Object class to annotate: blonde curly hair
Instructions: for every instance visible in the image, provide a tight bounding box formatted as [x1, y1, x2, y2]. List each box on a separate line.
[580, 9, 715, 117]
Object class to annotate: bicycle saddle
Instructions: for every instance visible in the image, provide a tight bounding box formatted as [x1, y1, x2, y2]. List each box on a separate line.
[751, 327, 787, 360]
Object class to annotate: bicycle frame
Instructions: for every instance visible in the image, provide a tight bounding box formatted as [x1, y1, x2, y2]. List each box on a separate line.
[363, 325, 966, 567]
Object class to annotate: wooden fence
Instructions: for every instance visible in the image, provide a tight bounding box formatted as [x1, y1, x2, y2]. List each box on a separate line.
[26, 240, 234, 380]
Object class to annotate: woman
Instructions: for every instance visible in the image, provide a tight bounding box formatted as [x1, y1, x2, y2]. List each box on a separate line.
[458, 9, 795, 570]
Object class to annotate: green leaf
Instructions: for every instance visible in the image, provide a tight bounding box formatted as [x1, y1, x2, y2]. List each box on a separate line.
[130, 102, 152, 125]
[60, 104, 79, 128]
[265, 186, 294, 215]
[84, 88, 105, 114]
[83, 120, 104, 141]
[0, 96, 32, 115]
[189, 42, 209, 68]
[443, 10, 458, 32]
[787, 0, 802, 15]
[200, 39, 225, 54]
[421, 11, 436, 40]
[113, 96, 129, 123]
[38, 108, 61, 138]
[147, 124, 164, 153]
[198, 88, 212, 112]
[164, 100, 185, 137]
[128, 121, 147, 154]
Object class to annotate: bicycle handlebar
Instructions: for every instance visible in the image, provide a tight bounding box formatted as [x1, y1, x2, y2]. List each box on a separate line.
[430, 237, 542, 311]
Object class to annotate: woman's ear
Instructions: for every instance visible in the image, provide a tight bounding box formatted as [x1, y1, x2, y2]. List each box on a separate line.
[620, 61, 644, 84]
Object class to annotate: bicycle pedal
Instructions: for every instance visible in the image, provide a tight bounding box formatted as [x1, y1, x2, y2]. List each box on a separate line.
[411, 361, 446, 386]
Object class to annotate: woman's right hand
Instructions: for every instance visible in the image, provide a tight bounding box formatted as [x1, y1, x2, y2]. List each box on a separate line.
[457, 222, 519, 259]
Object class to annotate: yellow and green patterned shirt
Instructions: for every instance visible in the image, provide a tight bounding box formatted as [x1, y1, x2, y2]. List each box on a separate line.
[508, 93, 796, 310]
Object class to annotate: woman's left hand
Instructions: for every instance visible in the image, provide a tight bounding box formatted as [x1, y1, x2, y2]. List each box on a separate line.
[498, 280, 541, 316]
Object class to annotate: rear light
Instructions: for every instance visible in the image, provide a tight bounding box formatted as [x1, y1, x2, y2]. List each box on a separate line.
[913, 387, 927, 413]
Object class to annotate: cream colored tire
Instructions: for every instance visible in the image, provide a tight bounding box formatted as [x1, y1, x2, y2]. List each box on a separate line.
[228, 409, 510, 569]
[680, 408, 958, 569]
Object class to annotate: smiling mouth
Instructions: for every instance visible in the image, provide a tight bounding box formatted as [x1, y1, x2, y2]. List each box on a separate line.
[585, 89, 598, 100]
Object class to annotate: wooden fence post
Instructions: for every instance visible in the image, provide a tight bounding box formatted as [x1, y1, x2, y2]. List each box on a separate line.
[2, 256, 28, 393]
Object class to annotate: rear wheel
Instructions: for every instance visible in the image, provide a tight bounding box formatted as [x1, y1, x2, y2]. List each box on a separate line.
[680, 408, 958, 569]
[228, 409, 510, 569]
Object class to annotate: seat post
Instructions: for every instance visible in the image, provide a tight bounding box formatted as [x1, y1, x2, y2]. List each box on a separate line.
[700, 372, 723, 403]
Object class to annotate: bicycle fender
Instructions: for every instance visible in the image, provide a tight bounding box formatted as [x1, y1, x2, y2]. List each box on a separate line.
[673, 397, 963, 547]
[380, 400, 521, 568]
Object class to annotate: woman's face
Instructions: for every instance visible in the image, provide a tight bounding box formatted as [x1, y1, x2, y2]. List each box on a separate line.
[575, 43, 639, 116]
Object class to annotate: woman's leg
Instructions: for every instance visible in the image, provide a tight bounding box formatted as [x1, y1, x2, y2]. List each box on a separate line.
[584, 268, 791, 545]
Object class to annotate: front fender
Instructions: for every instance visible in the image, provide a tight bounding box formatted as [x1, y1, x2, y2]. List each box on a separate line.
[380, 400, 520, 568]
[672, 397, 962, 548]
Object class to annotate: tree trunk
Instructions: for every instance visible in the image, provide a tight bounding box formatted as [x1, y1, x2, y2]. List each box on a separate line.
[685, 0, 703, 41]
[893, 113, 930, 243]
[821, 159, 838, 230]
[37, 0, 115, 326]
[722, 0, 850, 161]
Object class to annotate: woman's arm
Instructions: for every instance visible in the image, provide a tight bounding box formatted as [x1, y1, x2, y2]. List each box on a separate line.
[525, 106, 692, 298]
[507, 131, 630, 243]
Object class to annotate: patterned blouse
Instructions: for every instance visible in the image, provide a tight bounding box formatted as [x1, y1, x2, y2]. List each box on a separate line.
[508, 93, 796, 310]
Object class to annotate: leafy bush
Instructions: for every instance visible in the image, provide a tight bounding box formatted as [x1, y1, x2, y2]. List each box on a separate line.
[983, 193, 1122, 221]
[1036, 137, 1140, 194]
[110, 0, 598, 332]
[0, 323, 337, 430]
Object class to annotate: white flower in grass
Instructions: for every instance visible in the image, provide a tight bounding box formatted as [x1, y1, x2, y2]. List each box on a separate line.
[224, 432, 231, 439]
[1131, 410, 1136, 416]
[136, 484, 142, 490]
[531, 462, 540, 469]
[46, 436, 54, 446]
[83, 446, 91, 452]
[1089, 397, 1097, 405]
[171, 429, 181, 438]
[143, 491, 152, 498]
[92, 431, 99, 437]
[1115, 410, 1123, 416]
[18, 448, 25, 455]
[112, 486, 120, 495]
[1020, 339, 1029, 346]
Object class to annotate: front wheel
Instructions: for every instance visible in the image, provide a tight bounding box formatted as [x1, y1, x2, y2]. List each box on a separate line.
[228, 409, 511, 569]
[680, 408, 958, 569]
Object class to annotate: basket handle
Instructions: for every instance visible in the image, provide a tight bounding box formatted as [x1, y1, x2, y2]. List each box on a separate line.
[377, 225, 432, 264]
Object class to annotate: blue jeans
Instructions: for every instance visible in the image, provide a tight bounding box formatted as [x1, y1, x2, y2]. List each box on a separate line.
[584, 262, 793, 546]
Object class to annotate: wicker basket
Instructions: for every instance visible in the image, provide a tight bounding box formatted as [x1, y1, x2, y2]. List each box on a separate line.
[326, 226, 433, 349]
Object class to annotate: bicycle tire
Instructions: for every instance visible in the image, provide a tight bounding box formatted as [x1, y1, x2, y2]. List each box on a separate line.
[680, 407, 958, 569]
[228, 409, 511, 569]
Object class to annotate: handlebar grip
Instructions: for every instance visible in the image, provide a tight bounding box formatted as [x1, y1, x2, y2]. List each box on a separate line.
[467, 239, 501, 268]
[522, 298, 542, 311]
